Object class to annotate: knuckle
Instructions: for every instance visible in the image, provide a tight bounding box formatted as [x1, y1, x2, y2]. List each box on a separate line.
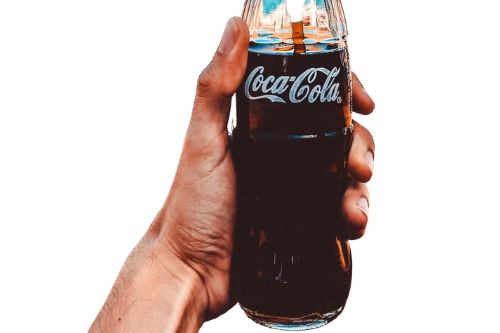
[196, 63, 215, 98]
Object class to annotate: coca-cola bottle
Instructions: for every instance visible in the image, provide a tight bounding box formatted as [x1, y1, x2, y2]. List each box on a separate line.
[232, 0, 353, 330]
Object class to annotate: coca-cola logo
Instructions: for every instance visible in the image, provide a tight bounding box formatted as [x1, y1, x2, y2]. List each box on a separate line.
[244, 66, 343, 104]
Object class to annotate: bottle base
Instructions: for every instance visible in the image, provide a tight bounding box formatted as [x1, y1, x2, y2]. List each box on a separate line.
[240, 305, 344, 331]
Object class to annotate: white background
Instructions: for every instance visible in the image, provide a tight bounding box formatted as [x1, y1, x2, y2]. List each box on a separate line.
[1, 0, 499, 332]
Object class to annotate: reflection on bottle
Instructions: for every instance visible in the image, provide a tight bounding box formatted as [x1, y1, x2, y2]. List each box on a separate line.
[291, 21, 306, 54]
[336, 237, 351, 273]
[275, 259, 287, 283]
[271, 252, 303, 284]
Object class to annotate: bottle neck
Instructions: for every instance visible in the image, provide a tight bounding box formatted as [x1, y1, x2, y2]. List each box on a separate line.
[242, 0, 348, 44]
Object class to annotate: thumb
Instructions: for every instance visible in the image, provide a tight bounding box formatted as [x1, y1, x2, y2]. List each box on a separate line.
[187, 17, 249, 143]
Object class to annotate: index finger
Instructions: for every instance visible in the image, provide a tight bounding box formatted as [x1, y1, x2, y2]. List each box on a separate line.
[352, 72, 375, 115]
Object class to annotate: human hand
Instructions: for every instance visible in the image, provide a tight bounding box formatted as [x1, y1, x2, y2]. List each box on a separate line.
[90, 17, 375, 333]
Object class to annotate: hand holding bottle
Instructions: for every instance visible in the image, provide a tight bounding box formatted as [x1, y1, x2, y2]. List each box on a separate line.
[90, 17, 374, 333]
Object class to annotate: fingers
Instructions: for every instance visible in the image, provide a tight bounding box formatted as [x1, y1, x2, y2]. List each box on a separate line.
[352, 72, 375, 115]
[342, 179, 369, 240]
[339, 73, 374, 240]
[347, 121, 375, 183]
[342, 118, 375, 239]
[187, 17, 249, 143]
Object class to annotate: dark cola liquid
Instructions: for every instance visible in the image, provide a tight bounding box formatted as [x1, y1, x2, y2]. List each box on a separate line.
[233, 47, 353, 326]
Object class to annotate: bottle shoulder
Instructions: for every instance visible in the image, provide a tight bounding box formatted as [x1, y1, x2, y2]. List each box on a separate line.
[249, 38, 348, 56]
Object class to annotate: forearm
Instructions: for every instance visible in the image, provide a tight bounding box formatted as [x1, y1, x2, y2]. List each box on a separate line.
[90, 230, 207, 333]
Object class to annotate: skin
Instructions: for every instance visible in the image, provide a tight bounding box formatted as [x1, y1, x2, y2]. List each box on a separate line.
[90, 17, 375, 333]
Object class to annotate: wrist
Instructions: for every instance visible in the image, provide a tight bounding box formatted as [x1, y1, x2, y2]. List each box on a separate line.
[91, 234, 207, 333]
[150, 248, 208, 332]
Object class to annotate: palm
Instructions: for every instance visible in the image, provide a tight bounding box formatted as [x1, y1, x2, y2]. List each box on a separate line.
[161, 17, 250, 320]
[165, 132, 236, 318]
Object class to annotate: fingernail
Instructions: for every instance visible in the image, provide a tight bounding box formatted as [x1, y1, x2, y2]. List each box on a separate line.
[356, 197, 369, 216]
[217, 19, 237, 56]
[366, 151, 374, 172]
